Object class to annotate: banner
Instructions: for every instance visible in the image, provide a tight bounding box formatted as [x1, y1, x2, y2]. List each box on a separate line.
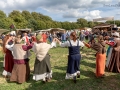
[93, 17, 114, 22]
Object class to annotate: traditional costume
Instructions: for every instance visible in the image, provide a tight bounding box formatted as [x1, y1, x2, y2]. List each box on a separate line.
[84, 40, 106, 77]
[32, 35, 52, 81]
[9, 41, 32, 83]
[42, 33, 47, 43]
[60, 40, 84, 80]
[107, 32, 120, 72]
[22, 35, 30, 45]
[2, 46, 14, 77]
[106, 41, 114, 68]
[2, 36, 14, 77]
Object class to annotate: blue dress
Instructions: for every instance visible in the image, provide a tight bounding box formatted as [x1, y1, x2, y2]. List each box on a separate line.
[67, 40, 81, 75]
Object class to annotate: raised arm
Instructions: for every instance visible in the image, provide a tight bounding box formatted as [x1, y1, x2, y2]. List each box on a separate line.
[5, 37, 14, 51]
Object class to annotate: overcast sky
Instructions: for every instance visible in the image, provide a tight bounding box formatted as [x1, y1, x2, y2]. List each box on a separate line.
[0, 0, 120, 22]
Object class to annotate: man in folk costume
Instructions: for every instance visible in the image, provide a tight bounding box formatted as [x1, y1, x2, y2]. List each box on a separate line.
[8, 37, 33, 84]
[32, 34, 52, 83]
[22, 32, 30, 45]
[106, 31, 120, 72]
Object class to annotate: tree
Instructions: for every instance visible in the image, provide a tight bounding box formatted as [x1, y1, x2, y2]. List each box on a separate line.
[70, 22, 80, 29]
[27, 19, 37, 31]
[37, 20, 46, 30]
[45, 21, 52, 29]
[61, 22, 71, 30]
[2, 18, 14, 29]
[22, 10, 33, 21]
[88, 21, 95, 28]
[31, 12, 41, 20]
[8, 10, 28, 29]
[0, 10, 6, 19]
[77, 18, 88, 28]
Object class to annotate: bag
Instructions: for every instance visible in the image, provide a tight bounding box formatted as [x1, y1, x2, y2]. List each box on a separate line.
[114, 46, 120, 51]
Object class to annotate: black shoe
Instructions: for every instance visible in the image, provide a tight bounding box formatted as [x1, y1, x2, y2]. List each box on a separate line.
[73, 76, 77, 83]
[42, 81, 46, 84]
[17, 82, 22, 84]
[77, 73, 80, 78]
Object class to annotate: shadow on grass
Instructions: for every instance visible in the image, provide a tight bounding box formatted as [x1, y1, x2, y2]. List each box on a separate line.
[2, 64, 120, 90]
[81, 60, 96, 69]
[24, 71, 120, 90]
[0, 56, 4, 78]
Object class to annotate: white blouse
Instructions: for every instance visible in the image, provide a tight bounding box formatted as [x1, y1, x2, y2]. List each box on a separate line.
[5, 44, 14, 51]
[60, 40, 84, 47]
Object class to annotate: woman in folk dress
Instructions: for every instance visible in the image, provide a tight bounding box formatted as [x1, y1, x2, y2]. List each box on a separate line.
[57, 32, 84, 83]
[32, 34, 52, 83]
[84, 35, 106, 78]
[2, 35, 14, 77]
[6, 37, 32, 84]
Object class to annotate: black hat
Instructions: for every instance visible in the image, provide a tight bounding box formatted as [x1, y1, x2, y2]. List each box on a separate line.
[112, 28, 118, 31]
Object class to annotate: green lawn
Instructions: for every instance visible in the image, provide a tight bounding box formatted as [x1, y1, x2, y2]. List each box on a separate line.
[0, 47, 120, 90]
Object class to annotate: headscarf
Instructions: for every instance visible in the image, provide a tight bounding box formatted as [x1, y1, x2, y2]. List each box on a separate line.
[36, 34, 42, 41]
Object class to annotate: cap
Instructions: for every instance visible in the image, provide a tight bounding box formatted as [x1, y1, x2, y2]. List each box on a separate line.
[112, 28, 118, 31]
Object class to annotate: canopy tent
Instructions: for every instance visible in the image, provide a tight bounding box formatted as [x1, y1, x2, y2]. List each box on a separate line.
[93, 23, 116, 35]
[50, 28, 65, 33]
[0, 29, 10, 35]
[37, 29, 51, 32]
[16, 29, 31, 35]
[93, 23, 114, 28]
[36, 28, 65, 34]
[93, 23, 115, 30]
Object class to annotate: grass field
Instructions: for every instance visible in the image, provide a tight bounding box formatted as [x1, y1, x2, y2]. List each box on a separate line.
[0, 46, 120, 90]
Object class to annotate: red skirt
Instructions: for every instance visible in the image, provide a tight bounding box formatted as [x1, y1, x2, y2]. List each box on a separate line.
[4, 49, 14, 73]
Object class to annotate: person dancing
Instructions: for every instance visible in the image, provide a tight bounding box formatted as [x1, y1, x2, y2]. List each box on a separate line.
[83, 35, 106, 78]
[57, 32, 84, 83]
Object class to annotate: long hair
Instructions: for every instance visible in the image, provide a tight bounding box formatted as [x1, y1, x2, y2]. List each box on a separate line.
[97, 35, 104, 42]
[3, 35, 10, 53]
[70, 32, 77, 42]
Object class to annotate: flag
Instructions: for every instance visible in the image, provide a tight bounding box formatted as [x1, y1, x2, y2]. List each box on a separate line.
[10, 24, 14, 29]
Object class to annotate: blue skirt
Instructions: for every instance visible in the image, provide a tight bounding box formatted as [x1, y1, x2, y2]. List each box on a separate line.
[67, 54, 81, 74]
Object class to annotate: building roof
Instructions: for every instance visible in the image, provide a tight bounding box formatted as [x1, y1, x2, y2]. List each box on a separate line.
[0, 29, 9, 34]
[93, 23, 115, 28]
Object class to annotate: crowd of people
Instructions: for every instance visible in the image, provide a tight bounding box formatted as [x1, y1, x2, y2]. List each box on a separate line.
[0, 28, 120, 84]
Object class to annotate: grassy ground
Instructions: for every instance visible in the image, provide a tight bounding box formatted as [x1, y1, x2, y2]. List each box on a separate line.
[0, 46, 120, 90]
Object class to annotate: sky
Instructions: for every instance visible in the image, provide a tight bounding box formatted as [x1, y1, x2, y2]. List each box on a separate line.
[0, 0, 120, 22]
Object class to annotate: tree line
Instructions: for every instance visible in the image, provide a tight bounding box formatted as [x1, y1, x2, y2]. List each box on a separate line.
[0, 10, 120, 31]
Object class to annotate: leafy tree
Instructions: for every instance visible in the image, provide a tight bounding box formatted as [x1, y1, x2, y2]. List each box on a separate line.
[0, 19, 6, 29]
[27, 19, 37, 31]
[22, 10, 33, 21]
[36, 20, 46, 30]
[8, 10, 28, 29]
[31, 12, 41, 20]
[88, 21, 95, 28]
[0, 10, 6, 19]
[45, 21, 52, 29]
[77, 18, 88, 28]
[70, 22, 80, 29]
[61, 22, 71, 30]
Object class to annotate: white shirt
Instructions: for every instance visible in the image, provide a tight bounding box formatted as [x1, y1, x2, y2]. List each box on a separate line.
[60, 40, 84, 47]
[5, 44, 14, 51]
